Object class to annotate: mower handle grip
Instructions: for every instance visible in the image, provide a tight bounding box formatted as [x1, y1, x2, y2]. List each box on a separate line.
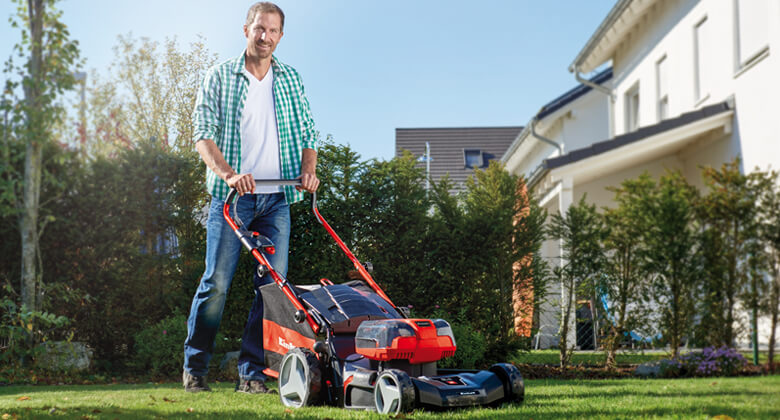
[224, 179, 319, 228]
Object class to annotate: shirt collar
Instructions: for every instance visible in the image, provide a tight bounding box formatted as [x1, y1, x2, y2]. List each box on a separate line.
[233, 51, 286, 76]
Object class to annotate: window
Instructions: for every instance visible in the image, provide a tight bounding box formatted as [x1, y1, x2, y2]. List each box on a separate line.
[625, 84, 640, 132]
[694, 17, 711, 103]
[735, 0, 769, 70]
[463, 149, 483, 168]
[656, 55, 669, 121]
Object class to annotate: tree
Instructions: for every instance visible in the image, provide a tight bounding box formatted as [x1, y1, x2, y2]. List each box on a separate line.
[758, 169, 780, 371]
[2, 0, 81, 313]
[461, 162, 548, 360]
[546, 196, 604, 368]
[84, 34, 217, 156]
[696, 160, 765, 347]
[643, 171, 700, 358]
[600, 175, 654, 369]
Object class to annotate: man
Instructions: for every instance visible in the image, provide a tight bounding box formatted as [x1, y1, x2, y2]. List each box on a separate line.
[183, 2, 319, 394]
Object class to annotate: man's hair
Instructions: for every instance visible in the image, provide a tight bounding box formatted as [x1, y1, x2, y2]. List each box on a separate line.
[246, 2, 285, 30]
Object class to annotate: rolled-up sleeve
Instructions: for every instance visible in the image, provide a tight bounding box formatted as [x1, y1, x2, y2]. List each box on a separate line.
[297, 76, 318, 152]
[192, 67, 221, 144]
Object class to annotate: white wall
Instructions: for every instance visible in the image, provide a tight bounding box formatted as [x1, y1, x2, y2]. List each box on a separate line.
[610, 0, 779, 172]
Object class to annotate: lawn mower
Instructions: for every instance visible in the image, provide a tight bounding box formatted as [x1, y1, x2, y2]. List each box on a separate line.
[224, 179, 525, 414]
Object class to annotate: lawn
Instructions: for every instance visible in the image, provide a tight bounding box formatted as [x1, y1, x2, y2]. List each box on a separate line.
[511, 350, 771, 366]
[511, 349, 666, 366]
[1, 376, 778, 419]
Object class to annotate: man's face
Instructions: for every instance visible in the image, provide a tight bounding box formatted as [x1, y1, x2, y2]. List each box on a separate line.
[244, 12, 283, 59]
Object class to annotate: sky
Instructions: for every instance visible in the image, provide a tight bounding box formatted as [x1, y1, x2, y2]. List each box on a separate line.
[0, 0, 616, 162]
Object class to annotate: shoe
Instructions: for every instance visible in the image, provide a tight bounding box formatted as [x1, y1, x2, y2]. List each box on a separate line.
[235, 379, 277, 394]
[183, 371, 211, 393]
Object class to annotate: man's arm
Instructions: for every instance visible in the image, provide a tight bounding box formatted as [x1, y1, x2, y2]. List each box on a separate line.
[297, 147, 319, 193]
[196, 139, 255, 196]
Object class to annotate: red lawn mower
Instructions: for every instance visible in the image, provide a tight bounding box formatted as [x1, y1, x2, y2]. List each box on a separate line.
[224, 180, 524, 414]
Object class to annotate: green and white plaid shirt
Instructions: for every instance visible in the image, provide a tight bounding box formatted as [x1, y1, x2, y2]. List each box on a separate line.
[193, 52, 317, 204]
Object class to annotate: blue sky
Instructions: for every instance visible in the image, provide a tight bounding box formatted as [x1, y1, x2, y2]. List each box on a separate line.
[0, 0, 615, 161]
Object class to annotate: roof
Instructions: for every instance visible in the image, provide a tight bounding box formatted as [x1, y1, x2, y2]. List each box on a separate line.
[569, 0, 661, 73]
[501, 68, 613, 164]
[536, 67, 613, 120]
[395, 126, 523, 191]
[545, 100, 733, 169]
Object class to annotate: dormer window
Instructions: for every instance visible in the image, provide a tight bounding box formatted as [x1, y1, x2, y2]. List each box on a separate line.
[463, 149, 483, 168]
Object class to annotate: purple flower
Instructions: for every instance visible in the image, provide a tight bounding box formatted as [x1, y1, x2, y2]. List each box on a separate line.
[407, 305, 413, 309]
[162, 330, 167, 335]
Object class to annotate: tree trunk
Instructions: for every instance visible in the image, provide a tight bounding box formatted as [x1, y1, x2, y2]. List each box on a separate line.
[559, 276, 574, 368]
[770, 267, 778, 372]
[770, 308, 777, 372]
[20, 141, 42, 310]
[20, 0, 45, 312]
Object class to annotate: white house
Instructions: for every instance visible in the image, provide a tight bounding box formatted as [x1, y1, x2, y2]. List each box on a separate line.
[503, 0, 778, 349]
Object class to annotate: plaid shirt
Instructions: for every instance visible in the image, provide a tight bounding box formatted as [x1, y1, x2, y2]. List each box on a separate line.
[193, 53, 317, 203]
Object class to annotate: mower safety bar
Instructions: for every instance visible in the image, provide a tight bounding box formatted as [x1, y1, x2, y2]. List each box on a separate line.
[223, 179, 402, 334]
[224, 183, 323, 334]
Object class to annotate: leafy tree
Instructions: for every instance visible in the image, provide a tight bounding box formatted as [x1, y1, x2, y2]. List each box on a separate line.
[460, 162, 547, 360]
[758, 170, 780, 370]
[83, 34, 217, 156]
[546, 196, 604, 368]
[600, 175, 654, 369]
[643, 171, 700, 358]
[696, 160, 765, 347]
[1, 0, 81, 313]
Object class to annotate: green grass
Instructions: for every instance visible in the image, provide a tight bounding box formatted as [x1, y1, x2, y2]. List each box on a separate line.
[1, 376, 779, 419]
[511, 349, 667, 366]
[511, 350, 771, 366]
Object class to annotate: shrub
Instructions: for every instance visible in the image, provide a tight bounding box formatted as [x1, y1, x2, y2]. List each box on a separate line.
[659, 346, 747, 378]
[0, 284, 71, 382]
[425, 309, 487, 369]
[131, 314, 227, 377]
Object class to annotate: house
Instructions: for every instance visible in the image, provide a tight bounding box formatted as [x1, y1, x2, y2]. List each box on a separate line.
[503, 0, 778, 349]
[395, 126, 522, 193]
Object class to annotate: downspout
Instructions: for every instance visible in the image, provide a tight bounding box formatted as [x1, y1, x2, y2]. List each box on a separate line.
[530, 116, 563, 157]
[573, 66, 615, 138]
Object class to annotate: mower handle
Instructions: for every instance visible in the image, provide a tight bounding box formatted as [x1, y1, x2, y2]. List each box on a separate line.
[224, 179, 319, 228]
[224, 179, 400, 313]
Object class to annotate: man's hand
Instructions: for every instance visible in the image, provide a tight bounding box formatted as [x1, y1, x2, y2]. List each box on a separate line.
[296, 172, 319, 193]
[298, 148, 319, 193]
[227, 173, 256, 196]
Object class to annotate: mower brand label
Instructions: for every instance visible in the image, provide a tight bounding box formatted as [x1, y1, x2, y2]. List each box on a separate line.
[459, 391, 478, 396]
[278, 337, 295, 351]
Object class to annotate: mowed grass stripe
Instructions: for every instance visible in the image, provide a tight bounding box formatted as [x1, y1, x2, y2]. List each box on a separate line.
[0, 376, 778, 419]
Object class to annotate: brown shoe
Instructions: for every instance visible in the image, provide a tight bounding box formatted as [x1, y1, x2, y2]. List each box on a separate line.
[235, 379, 277, 394]
[183, 371, 211, 393]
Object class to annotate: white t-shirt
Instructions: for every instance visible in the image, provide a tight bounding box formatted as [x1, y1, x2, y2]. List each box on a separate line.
[240, 65, 281, 194]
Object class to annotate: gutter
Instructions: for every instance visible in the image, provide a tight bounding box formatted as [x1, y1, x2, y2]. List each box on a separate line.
[568, 0, 632, 74]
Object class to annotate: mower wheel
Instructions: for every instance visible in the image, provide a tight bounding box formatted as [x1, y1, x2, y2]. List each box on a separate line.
[489, 363, 525, 404]
[279, 347, 322, 408]
[373, 369, 415, 415]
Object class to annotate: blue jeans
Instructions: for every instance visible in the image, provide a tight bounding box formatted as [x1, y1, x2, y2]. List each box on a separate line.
[184, 192, 290, 381]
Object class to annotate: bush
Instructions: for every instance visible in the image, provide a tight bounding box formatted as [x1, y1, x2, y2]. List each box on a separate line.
[424, 309, 487, 369]
[0, 284, 71, 382]
[131, 314, 227, 377]
[659, 346, 747, 378]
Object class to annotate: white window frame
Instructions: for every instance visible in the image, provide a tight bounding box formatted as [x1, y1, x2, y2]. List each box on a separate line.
[624, 83, 640, 133]
[655, 54, 669, 122]
[693, 16, 709, 104]
[733, 0, 770, 76]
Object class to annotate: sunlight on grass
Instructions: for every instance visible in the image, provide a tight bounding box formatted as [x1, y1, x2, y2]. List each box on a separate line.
[0, 376, 778, 419]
